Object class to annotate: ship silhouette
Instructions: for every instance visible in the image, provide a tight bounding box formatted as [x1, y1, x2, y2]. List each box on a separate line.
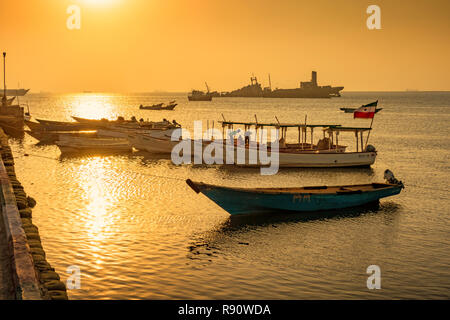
[220, 71, 343, 98]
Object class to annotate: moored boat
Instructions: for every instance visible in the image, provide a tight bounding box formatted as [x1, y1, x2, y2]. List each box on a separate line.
[340, 107, 382, 114]
[127, 129, 185, 153]
[139, 101, 178, 110]
[25, 130, 97, 143]
[30, 119, 97, 131]
[186, 170, 404, 215]
[128, 120, 377, 167]
[55, 135, 132, 154]
[98, 126, 177, 139]
[1, 88, 29, 96]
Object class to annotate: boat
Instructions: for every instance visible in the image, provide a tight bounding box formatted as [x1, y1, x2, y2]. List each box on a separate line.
[186, 170, 404, 215]
[340, 107, 383, 113]
[217, 121, 376, 167]
[220, 72, 344, 98]
[188, 82, 213, 101]
[1, 88, 30, 96]
[98, 126, 177, 139]
[127, 129, 187, 153]
[139, 101, 178, 110]
[29, 119, 97, 131]
[71, 116, 126, 126]
[72, 116, 178, 130]
[140, 103, 163, 109]
[131, 120, 377, 167]
[0, 53, 27, 132]
[25, 130, 97, 144]
[55, 135, 132, 153]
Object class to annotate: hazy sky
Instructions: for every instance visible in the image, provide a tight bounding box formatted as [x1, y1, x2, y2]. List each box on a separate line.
[0, 0, 449, 92]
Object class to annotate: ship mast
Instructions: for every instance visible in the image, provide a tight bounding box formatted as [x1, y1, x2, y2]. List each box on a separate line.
[268, 73, 272, 90]
[205, 82, 210, 93]
[2, 52, 6, 106]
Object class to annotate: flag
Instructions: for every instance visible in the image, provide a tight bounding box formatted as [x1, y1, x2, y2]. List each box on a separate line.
[354, 100, 378, 118]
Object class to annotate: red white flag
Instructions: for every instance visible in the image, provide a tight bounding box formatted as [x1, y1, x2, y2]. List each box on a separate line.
[354, 105, 376, 118]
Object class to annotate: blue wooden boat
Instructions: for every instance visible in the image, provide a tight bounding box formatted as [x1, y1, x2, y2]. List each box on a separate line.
[186, 170, 404, 215]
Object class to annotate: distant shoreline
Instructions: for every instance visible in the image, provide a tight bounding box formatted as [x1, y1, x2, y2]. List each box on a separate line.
[27, 90, 450, 95]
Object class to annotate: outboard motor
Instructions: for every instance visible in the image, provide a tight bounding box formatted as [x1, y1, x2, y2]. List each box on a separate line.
[384, 169, 404, 188]
[365, 144, 376, 152]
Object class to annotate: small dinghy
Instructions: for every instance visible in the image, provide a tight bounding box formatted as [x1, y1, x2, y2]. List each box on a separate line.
[139, 101, 177, 110]
[186, 170, 404, 215]
[340, 107, 383, 113]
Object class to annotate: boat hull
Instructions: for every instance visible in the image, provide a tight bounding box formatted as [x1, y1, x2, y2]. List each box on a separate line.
[56, 136, 132, 154]
[340, 107, 383, 113]
[140, 103, 177, 110]
[1, 89, 29, 96]
[188, 181, 403, 215]
[25, 130, 97, 143]
[188, 95, 212, 101]
[128, 132, 180, 153]
[126, 134, 376, 167]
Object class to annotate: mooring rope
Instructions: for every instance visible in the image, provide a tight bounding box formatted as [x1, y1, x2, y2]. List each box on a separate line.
[15, 151, 187, 182]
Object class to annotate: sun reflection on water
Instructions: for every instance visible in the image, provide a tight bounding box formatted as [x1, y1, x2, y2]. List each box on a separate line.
[67, 94, 120, 121]
[75, 157, 120, 266]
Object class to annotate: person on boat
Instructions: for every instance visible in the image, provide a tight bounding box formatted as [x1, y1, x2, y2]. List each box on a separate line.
[317, 137, 330, 150]
[279, 137, 287, 148]
[131, 116, 137, 122]
[228, 128, 241, 143]
[244, 130, 252, 145]
[237, 135, 245, 146]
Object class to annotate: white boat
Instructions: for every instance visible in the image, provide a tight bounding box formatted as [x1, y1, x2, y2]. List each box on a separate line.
[127, 130, 184, 154]
[127, 121, 377, 167]
[97, 126, 177, 139]
[56, 135, 132, 153]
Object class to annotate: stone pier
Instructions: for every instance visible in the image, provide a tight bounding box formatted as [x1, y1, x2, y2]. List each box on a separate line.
[0, 128, 68, 299]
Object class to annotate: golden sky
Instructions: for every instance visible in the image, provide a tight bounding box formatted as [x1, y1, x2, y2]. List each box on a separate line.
[0, 0, 449, 92]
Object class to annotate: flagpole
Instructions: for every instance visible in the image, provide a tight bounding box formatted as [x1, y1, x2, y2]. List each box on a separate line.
[364, 113, 375, 148]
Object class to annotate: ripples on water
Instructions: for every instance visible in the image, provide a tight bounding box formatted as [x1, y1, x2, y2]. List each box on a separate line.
[8, 92, 450, 299]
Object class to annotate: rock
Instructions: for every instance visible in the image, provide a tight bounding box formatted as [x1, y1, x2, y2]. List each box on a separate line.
[26, 232, 41, 241]
[19, 208, 32, 218]
[27, 196, 37, 208]
[44, 280, 67, 291]
[48, 290, 68, 300]
[32, 254, 46, 263]
[30, 247, 46, 258]
[40, 271, 60, 281]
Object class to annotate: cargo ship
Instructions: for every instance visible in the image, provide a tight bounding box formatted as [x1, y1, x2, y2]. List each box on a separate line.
[220, 71, 343, 98]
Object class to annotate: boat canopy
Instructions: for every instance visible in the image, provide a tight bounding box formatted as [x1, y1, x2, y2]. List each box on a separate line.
[323, 126, 372, 132]
[219, 121, 342, 129]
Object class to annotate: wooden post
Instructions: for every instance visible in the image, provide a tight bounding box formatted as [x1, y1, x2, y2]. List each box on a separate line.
[311, 127, 314, 149]
[365, 115, 375, 148]
[355, 131, 359, 152]
[2, 52, 6, 105]
[360, 131, 364, 152]
[336, 131, 339, 152]
[331, 130, 334, 148]
[328, 131, 332, 150]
